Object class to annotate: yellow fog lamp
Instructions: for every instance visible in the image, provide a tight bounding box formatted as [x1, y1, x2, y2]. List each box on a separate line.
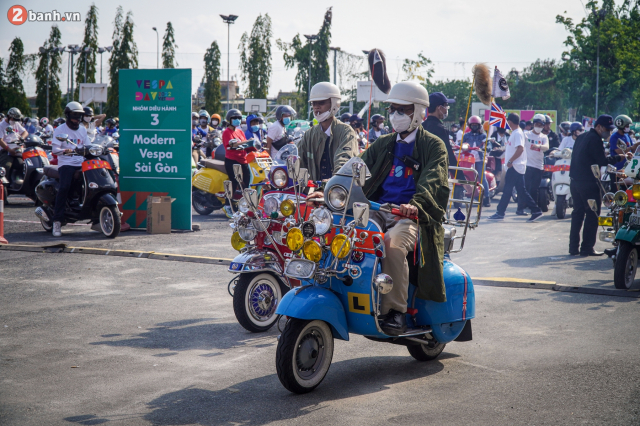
[632, 184, 640, 201]
[286, 227, 304, 251]
[598, 216, 613, 227]
[280, 199, 295, 217]
[331, 234, 351, 258]
[231, 231, 246, 251]
[303, 240, 322, 262]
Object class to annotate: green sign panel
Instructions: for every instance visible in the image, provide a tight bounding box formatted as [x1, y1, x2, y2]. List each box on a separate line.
[118, 69, 192, 230]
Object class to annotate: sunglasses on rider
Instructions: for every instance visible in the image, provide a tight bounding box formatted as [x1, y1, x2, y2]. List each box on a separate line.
[69, 113, 83, 120]
[386, 105, 414, 116]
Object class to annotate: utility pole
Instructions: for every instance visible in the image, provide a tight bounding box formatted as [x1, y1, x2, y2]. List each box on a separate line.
[97, 46, 112, 114]
[39, 46, 50, 118]
[68, 44, 80, 101]
[329, 47, 340, 85]
[152, 27, 159, 69]
[304, 34, 318, 120]
[594, 8, 607, 117]
[220, 15, 239, 112]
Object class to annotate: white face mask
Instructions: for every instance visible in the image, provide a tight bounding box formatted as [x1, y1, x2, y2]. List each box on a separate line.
[534, 126, 544, 134]
[314, 110, 332, 123]
[211, 120, 219, 126]
[192, 120, 197, 126]
[625, 127, 630, 133]
[84, 116, 92, 123]
[389, 112, 413, 133]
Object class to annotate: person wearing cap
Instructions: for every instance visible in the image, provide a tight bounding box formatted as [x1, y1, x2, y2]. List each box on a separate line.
[542, 115, 560, 154]
[368, 114, 388, 143]
[296, 82, 360, 181]
[569, 114, 632, 256]
[456, 117, 465, 143]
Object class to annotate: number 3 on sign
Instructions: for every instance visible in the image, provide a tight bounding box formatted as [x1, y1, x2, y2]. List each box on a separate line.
[150, 114, 159, 126]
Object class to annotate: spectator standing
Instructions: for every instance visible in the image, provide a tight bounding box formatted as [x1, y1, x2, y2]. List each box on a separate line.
[464, 115, 491, 207]
[543, 115, 560, 153]
[518, 114, 549, 215]
[489, 113, 543, 221]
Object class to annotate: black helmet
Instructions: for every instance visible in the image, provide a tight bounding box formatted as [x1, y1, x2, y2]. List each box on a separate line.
[559, 121, 571, 134]
[226, 109, 242, 121]
[64, 101, 84, 130]
[105, 118, 116, 128]
[370, 114, 384, 125]
[24, 134, 43, 145]
[53, 117, 66, 127]
[276, 105, 296, 121]
[83, 106, 94, 117]
[570, 122, 584, 134]
[340, 112, 351, 122]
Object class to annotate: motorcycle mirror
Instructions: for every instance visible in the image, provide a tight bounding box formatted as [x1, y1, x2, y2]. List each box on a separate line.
[587, 199, 598, 212]
[298, 168, 309, 189]
[603, 192, 615, 209]
[617, 141, 627, 152]
[233, 164, 243, 183]
[56, 134, 69, 142]
[374, 273, 394, 295]
[590, 164, 601, 179]
[606, 164, 618, 174]
[243, 188, 259, 208]
[112, 132, 119, 139]
[0, 168, 5, 178]
[352, 202, 370, 228]
[352, 161, 367, 187]
[223, 180, 233, 201]
[286, 155, 300, 180]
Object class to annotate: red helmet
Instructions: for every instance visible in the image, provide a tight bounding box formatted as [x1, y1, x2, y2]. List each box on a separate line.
[468, 115, 482, 125]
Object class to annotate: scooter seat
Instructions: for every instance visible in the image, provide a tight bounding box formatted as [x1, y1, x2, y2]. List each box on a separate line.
[44, 165, 59, 179]
[214, 144, 226, 162]
[201, 158, 227, 174]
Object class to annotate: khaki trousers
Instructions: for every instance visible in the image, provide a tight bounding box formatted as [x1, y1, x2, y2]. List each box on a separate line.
[380, 217, 418, 314]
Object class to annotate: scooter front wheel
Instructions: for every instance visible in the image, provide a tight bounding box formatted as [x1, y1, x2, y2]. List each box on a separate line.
[99, 205, 121, 238]
[276, 319, 334, 394]
[407, 339, 446, 361]
[233, 273, 287, 332]
[614, 242, 637, 289]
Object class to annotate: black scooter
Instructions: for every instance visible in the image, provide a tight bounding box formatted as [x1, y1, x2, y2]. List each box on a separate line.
[34, 134, 121, 238]
[1, 130, 50, 203]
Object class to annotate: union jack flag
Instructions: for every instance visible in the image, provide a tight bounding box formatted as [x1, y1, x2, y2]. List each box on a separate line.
[489, 101, 510, 130]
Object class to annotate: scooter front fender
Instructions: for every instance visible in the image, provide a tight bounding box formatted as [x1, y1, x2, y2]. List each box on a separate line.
[276, 286, 349, 341]
[228, 249, 284, 277]
[97, 193, 118, 207]
[616, 226, 640, 245]
[554, 184, 571, 196]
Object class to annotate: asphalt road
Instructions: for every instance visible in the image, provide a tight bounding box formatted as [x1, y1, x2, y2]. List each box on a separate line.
[1, 196, 639, 425]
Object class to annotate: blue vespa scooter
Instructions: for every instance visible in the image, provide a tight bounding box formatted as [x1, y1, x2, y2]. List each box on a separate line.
[273, 158, 480, 393]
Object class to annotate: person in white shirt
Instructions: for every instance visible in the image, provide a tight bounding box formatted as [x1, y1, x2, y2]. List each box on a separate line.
[558, 122, 584, 151]
[266, 105, 295, 158]
[519, 114, 550, 214]
[0, 107, 28, 176]
[51, 102, 88, 237]
[81, 107, 106, 142]
[489, 113, 543, 221]
[40, 117, 54, 134]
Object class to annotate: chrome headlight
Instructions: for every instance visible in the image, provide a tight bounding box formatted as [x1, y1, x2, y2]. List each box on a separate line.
[238, 198, 250, 213]
[561, 148, 572, 159]
[238, 225, 257, 242]
[603, 192, 615, 209]
[271, 167, 288, 188]
[284, 259, 316, 279]
[310, 207, 332, 235]
[89, 145, 104, 156]
[327, 185, 348, 210]
[264, 197, 280, 217]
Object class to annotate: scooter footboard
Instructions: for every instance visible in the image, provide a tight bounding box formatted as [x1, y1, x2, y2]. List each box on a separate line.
[412, 260, 475, 343]
[276, 286, 349, 341]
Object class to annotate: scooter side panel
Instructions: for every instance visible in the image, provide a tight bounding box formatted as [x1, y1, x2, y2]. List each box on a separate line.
[192, 168, 225, 194]
[276, 286, 349, 341]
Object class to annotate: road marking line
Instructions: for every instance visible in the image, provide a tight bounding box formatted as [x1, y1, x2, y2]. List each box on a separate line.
[455, 360, 505, 374]
[473, 277, 556, 285]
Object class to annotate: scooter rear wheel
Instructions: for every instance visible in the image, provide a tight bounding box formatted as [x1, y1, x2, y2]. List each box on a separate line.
[556, 195, 567, 219]
[192, 190, 215, 215]
[276, 319, 334, 394]
[407, 340, 446, 361]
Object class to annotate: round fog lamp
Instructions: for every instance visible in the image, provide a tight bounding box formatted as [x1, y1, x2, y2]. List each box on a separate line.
[632, 184, 640, 201]
[231, 231, 246, 251]
[280, 199, 295, 217]
[303, 240, 322, 262]
[331, 234, 351, 258]
[614, 190, 628, 207]
[310, 207, 332, 235]
[238, 226, 257, 242]
[286, 227, 304, 251]
[264, 197, 279, 216]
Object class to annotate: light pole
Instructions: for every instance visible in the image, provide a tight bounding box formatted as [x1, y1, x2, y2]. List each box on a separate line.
[304, 34, 318, 119]
[329, 46, 340, 85]
[220, 14, 239, 112]
[594, 8, 607, 117]
[68, 44, 81, 101]
[39, 46, 50, 118]
[152, 27, 159, 69]
[97, 46, 113, 114]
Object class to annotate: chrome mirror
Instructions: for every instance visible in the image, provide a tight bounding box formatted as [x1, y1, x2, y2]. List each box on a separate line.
[617, 140, 627, 152]
[606, 164, 618, 174]
[298, 168, 309, 188]
[223, 180, 233, 200]
[233, 164, 243, 183]
[352, 202, 370, 227]
[243, 188, 258, 208]
[587, 199, 598, 212]
[56, 134, 69, 142]
[374, 273, 393, 295]
[352, 161, 367, 187]
[590, 164, 601, 179]
[286, 155, 300, 180]
[603, 192, 615, 208]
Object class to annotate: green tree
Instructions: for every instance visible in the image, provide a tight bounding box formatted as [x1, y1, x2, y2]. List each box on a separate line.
[403, 52, 434, 83]
[556, 0, 640, 119]
[162, 22, 178, 69]
[106, 7, 138, 117]
[75, 4, 99, 101]
[238, 14, 272, 99]
[425, 79, 478, 124]
[35, 26, 64, 118]
[2, 37, 31, 116]
[277, 8, 332, 116]
[203, 41, 222, 114]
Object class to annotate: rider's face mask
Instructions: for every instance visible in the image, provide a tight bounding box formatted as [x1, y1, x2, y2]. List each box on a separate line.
[534, 125, 544, 134]
[625, 126, 630, 133]
[200, 119, 208, 126]
[231, 118, 241, 127]
[211, 120, 219, 126]
[192, 119, 198, 126]
[469, 124, 480, 132]
[84, 116, 92, 123]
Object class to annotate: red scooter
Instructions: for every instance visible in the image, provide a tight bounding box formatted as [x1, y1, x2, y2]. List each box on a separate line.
[452, 143, 497, 199]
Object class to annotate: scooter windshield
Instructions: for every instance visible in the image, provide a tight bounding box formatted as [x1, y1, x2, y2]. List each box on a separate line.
[273, 144, 299, 165]
[334, 157, 372, 179]
[93, 134, 114, 148]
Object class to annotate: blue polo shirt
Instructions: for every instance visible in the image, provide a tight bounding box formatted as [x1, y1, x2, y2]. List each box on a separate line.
[610, 131, 632, 169]
[378, 131, 417, 206]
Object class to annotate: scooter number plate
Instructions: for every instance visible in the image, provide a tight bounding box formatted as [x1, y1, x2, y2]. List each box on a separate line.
[629, 214, 640, 227]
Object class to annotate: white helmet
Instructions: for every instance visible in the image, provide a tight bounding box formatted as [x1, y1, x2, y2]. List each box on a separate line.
[386, 81, 430, 133]
[309, 81, 341, 119]
[532, 113, 546, 124]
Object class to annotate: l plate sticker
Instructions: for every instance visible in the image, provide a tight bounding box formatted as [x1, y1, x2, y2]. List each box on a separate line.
[348, 292, 370, 315]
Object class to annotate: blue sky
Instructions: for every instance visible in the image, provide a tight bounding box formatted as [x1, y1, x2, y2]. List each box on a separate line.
[1, 0, 598, 99]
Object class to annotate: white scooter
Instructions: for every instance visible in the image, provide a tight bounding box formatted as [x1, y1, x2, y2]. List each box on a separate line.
[550, 148, 572, 219]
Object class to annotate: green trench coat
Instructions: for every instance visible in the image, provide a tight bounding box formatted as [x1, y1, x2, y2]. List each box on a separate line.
[360, 126, 450, 302]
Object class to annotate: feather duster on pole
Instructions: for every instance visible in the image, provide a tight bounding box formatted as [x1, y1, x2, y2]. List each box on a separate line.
[368, 49, 391, 94]
[472, 63, 492, 106]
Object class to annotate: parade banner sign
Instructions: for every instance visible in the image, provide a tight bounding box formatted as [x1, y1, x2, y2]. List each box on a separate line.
[118, 69, 192, 230]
